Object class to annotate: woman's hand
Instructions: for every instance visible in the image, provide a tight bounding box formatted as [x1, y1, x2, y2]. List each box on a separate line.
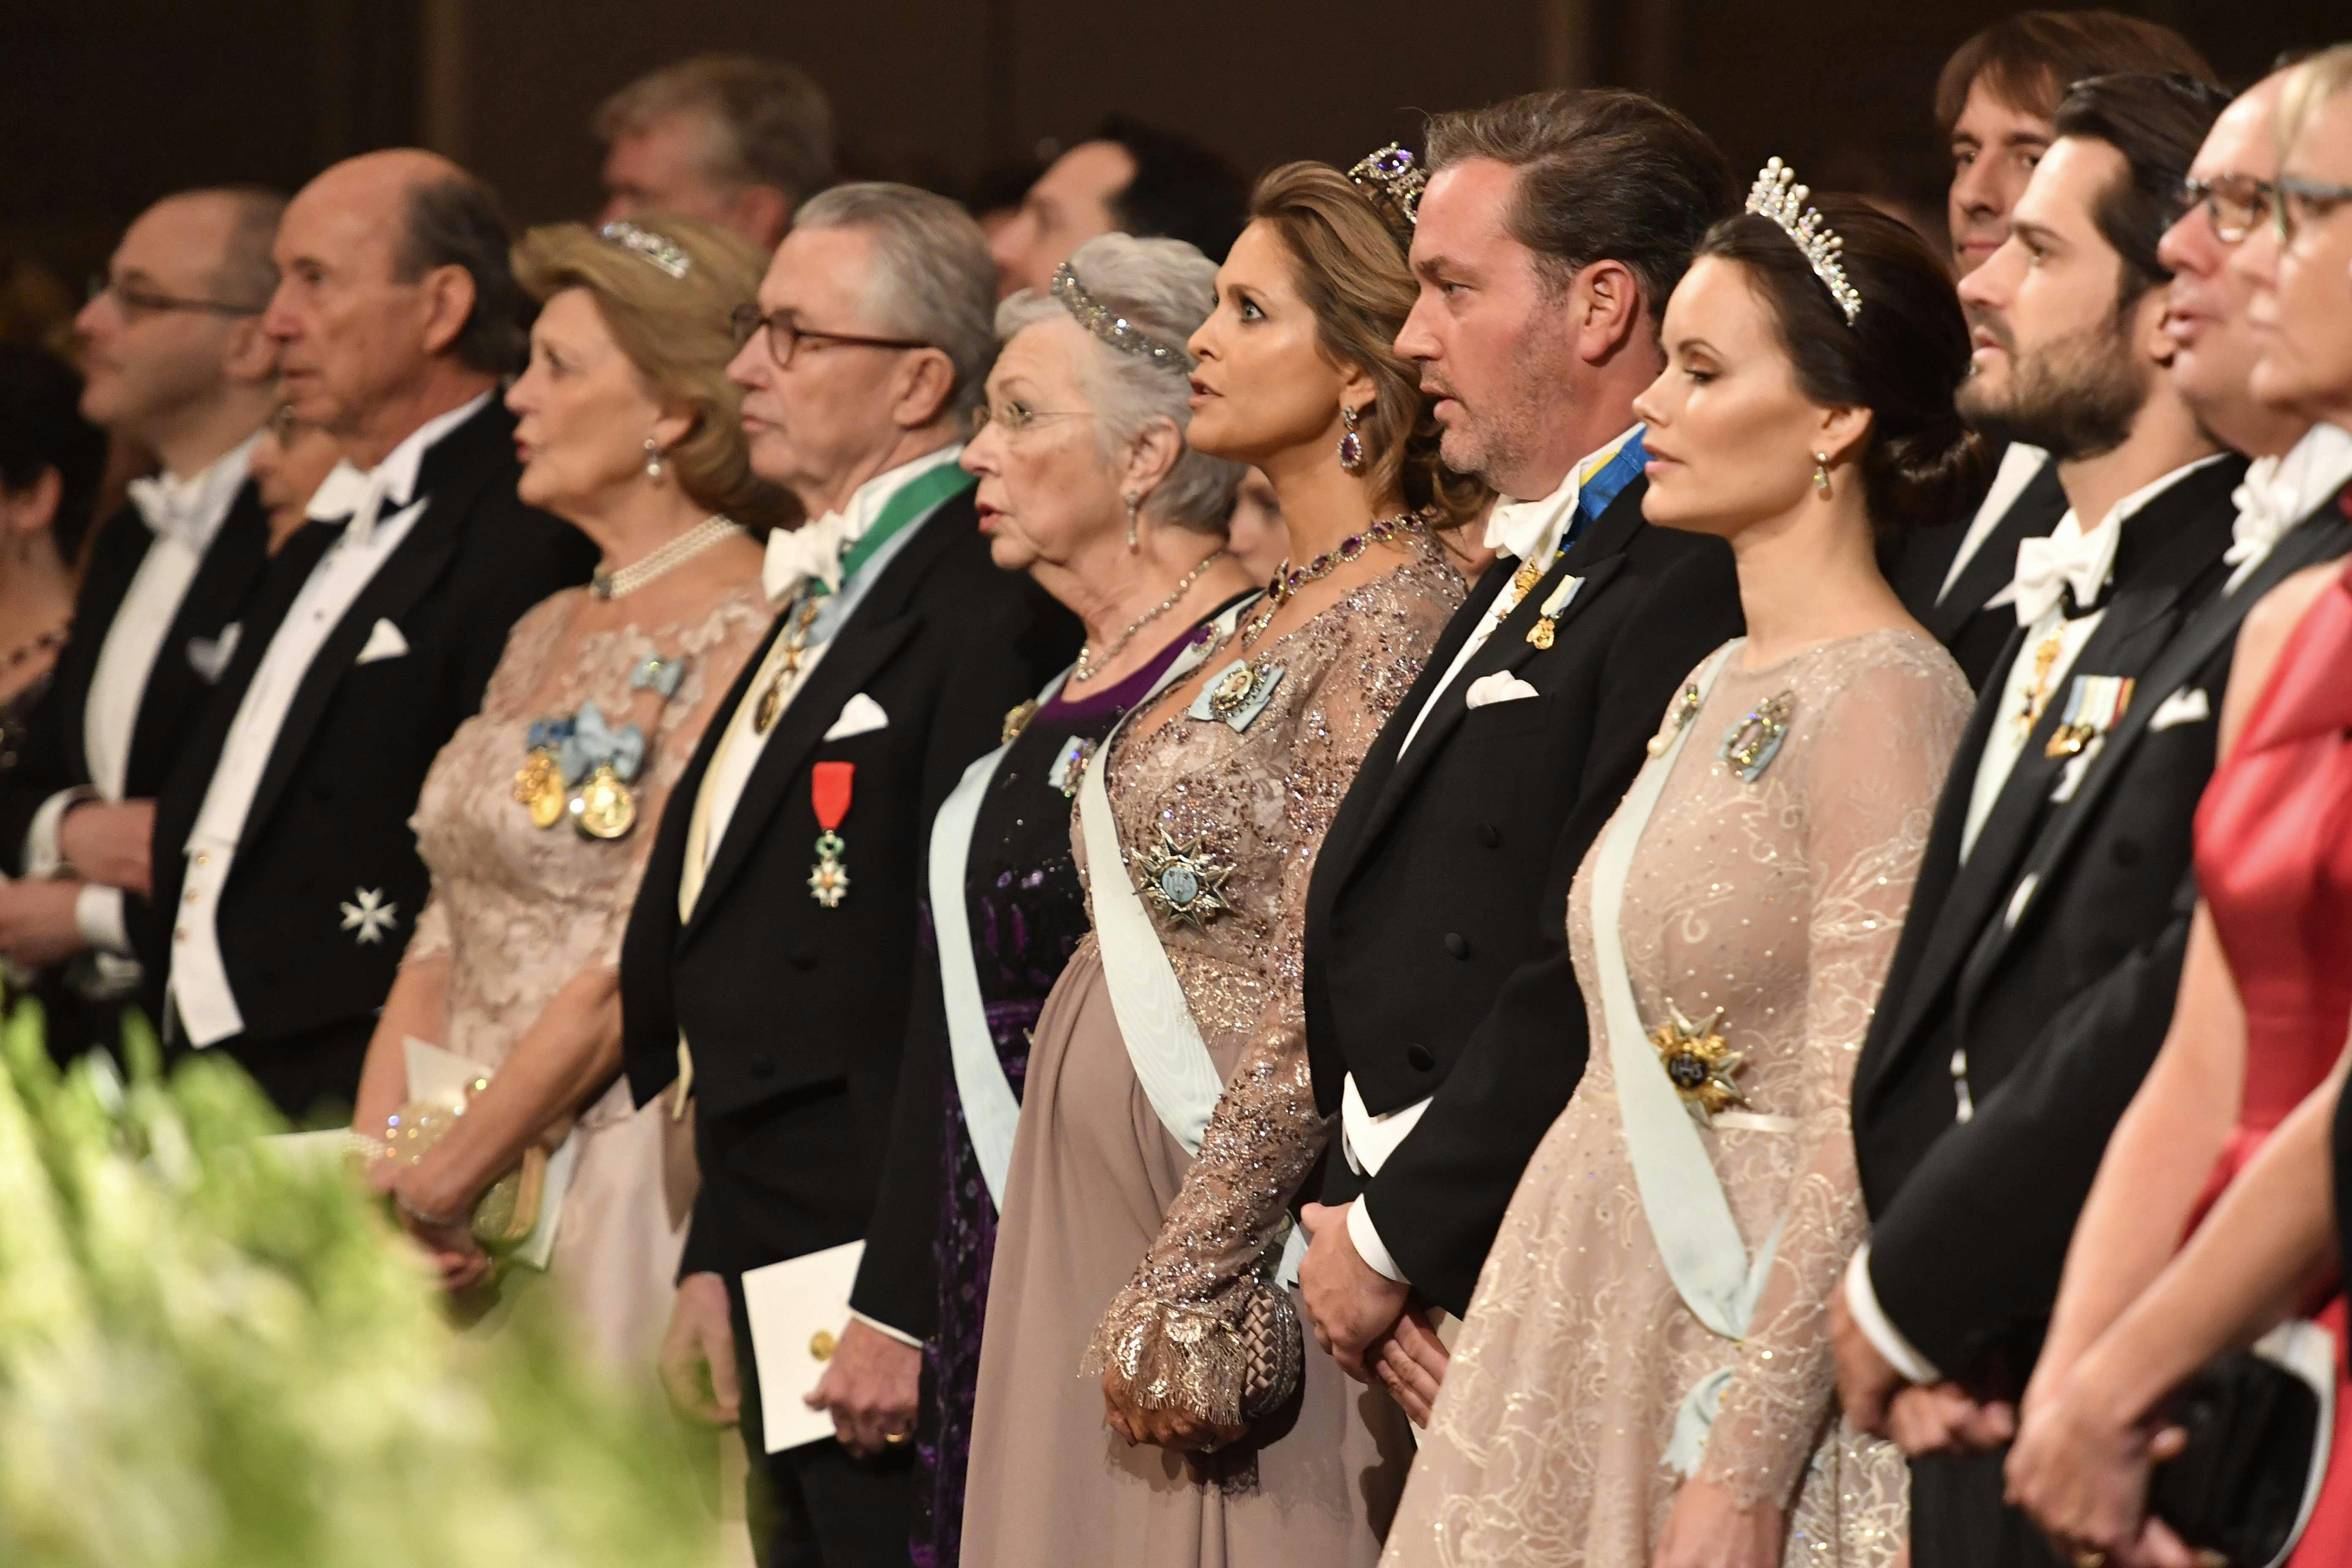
[1654, 1478, 1784, 1568]
[2004, 1371, 2186, 1563]
[1099, 1365, 1247, 1454]
[388, 1167, 493, 1292]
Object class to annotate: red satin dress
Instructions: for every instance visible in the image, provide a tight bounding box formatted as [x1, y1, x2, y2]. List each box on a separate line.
[2191, 556, 2352, 1562]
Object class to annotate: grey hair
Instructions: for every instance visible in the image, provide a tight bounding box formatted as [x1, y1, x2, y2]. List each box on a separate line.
[994, 233, 1241, 534]
[793, 182, 995, 420]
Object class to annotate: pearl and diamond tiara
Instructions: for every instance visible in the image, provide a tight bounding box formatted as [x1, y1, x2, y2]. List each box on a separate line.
[1049, 263, 1196, 374]
[1745, 158, 1860, 327]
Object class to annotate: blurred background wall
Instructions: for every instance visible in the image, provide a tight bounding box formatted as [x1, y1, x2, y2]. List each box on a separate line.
[3, 0, 2343, 311]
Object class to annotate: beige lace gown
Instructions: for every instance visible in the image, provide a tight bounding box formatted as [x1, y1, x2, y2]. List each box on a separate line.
[1383, 628, 1971, 1568]
[402, 581, 769, 1374]
[961, 543, 1462, 1568]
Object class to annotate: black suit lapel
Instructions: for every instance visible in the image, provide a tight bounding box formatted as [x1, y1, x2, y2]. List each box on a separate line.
[122, 484, 270, 792]
[49, 503, 153, 782]
[1926, 463, 2069, 641]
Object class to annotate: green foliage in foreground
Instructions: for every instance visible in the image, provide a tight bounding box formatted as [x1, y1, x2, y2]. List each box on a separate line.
[0, 1006, 711, 1567]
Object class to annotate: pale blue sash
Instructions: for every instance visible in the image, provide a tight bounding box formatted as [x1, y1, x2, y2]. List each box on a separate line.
[1589, 641, 1786, 1476]
[1075, 601, 1308, 1284]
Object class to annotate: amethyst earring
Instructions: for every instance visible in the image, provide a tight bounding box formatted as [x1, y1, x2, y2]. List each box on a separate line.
[1337, 403, 1366, 474]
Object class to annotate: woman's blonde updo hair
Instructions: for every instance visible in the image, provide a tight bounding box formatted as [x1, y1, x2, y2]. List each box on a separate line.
[1245, 163, 1489, 530]
[512, 214, 798, 533]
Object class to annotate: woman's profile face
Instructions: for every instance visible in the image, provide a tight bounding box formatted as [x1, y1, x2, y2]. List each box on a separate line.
[505, 287, 671, 517]
[1633, 256, 1835, 540]
[1184, 220, 1351, 468]
[962, 318, 1126, 576]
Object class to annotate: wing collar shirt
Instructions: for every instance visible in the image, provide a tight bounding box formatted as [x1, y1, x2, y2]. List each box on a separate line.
[169, 392, 489, 1048]
[26, 432, 263, 963]
[2223, 421, 2352, 594]
[1345, 425, 1643, 1284]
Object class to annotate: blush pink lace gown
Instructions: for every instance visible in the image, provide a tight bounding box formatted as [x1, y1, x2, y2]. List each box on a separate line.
[403, 581, 768, 1372]
[1383, 629, 1971, 1568]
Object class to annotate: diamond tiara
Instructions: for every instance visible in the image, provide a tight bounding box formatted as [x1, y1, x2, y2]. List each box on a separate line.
[1049, 264, 1195, 374]
[1745, 158, 1860, 326]
[1348, 142, 1427, 229]
[598, 220, 692, 280]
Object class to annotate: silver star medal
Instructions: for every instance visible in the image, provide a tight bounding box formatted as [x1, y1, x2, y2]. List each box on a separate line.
[340, 887, 399, 945]
[1130, 830, 1234, 929]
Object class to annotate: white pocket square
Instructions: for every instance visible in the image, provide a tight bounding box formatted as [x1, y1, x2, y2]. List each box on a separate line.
[1464, 671, 1541, 709]
[2148, 687, 2210, 731]
[187, 622, 240, 683]
[355, 618, 409, 664]
[822, 691, 889, 740]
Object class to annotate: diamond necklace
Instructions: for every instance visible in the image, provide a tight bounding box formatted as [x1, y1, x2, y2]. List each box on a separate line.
[1241, 512, 1420, 645]
[592, 514, 745, 599]
[1071, 547, 1229, 685]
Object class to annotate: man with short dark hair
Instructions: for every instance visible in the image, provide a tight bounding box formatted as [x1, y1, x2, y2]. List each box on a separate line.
[596, 54, 835, 252]
[0, 188, 286, 1059]
[986, 117, 1246, 297]
[1895, 11, 2217, 690]
[134, 150, 590, 1118]
[1832, 74, 2271, 1568]
[1294, 89, 1745, 1416]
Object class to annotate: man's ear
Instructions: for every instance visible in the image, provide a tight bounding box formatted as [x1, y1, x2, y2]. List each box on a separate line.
[416, 263, 479, 360]
[2128, 281, 2177, 369]
[224, 314, 278, 387]
[1573, 259, 1646, 365]
[890, 347, 961, 431]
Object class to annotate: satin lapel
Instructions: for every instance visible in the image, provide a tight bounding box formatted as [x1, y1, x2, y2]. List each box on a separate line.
[237, 489, 465, 849]
[1926, 464, 2068, 640]
[1960, 501, 2352, 992]
[123, 484, 269, 790]
[51, 502, 148, 781]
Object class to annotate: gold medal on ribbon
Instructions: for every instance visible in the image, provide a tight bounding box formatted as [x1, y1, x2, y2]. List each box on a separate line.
[571, 762, 638, 840]
[1651, 999, 1745, 1119]
[512, 749, 567, 829]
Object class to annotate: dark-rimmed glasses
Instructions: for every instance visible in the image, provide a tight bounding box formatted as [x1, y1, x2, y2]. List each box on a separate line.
[2273, 174, 2352, 246]
[86, 274, 265, 320]
[2180, 174, 2273, 245]
[729, 304, 930, 369]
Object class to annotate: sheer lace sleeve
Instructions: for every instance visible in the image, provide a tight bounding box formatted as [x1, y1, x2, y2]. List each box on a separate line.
[1696, 651, 1968, 1508]
[1087, 560, 1456, 1426]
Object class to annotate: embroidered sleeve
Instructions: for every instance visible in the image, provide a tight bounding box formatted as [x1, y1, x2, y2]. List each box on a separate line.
[1696, 655, 1969, 1508]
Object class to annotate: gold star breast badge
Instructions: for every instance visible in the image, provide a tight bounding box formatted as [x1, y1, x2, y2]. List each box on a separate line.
[1650, 999, 1745, 1119]
[1130, 830, 1235, 929]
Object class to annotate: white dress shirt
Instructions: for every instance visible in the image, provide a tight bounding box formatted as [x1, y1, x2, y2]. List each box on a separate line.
[2223, 421, 2352, 594]
[23, 433, 262, 964]
[1937, 443, 2050, 604]
[170, 394, 488, 1048]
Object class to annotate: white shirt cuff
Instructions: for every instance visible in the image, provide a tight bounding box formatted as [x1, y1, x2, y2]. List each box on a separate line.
[1843, 1244, 1943, 1385]
[847, 1308, 924, 1350]
[1346, 1195, 1409, 1285]
[74, 883, 130, 954]
[26, 787, 92, 879]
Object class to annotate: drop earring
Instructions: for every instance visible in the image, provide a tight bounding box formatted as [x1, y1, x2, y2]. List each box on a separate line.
[1337, 404, 1366, 474]
[644, 437, 665, 482]
[1123, 493, 1141, 551]
[1812, 452, 1832, 497]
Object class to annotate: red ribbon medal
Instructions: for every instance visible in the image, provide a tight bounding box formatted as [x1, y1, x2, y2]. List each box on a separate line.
[808, 762, 854, 907]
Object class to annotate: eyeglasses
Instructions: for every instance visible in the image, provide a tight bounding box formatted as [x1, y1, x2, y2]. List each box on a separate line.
[2180, 174, 2273, 245]
[729, 305, 930, 368]
[969, 400, 1093, 438]
[86, 274, 264, 320]
[2273, 174, 2352, 247]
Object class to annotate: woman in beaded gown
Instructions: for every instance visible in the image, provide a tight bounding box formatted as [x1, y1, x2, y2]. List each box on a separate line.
[961, 158, 1480, 1568]
[1383, 192, 1981, 1567]
[845, 233, 1257, 1566]
[349, 217, 789, 1371]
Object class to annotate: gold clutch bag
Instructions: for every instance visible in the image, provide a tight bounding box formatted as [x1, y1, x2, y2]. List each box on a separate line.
[376, 1099, 550, 1251]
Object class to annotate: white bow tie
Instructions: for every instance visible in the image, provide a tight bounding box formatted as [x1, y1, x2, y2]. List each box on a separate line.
[2007, 518, 2120, 626]
[2224, 455, 2300, 570]
[762, 510, 857, 604]
[126, 472, 226, 550]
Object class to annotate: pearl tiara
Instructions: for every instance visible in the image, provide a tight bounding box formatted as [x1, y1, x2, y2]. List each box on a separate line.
[598, 220, 692, 280]
[1049, 263, 1195, 374]
[1745, 159, 1860, 327]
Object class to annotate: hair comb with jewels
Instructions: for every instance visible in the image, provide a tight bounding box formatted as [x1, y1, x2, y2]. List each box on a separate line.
[1049, 263, 1195, 373]
[1347, 143, 1427, 233]
[1745, 158, 1860, 326]
[598, 220, 692, 280]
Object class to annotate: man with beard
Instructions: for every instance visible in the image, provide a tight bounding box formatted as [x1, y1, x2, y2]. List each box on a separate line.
[1829, 73, 2246, 1567]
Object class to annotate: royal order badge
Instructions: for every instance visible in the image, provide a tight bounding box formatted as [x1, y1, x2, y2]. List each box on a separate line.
[1131, 830, 1234, 929]
[807, 760, 855, 908]
[1650, 999, 1745, 1119]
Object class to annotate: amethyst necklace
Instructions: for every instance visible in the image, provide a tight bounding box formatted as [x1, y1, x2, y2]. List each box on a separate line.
[1240, 511, 1420, 646]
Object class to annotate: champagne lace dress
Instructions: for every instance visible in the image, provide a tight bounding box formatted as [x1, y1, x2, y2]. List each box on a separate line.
[961, 540, 1462, 1568]
[1384, 629, 1971, 1568]
[401, 581, 769, 1372]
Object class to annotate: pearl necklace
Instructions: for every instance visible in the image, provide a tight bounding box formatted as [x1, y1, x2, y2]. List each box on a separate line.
[1071, 548, 1229, 685]
[592, 514, 744, 599]
[1241, 512, 1420, 645]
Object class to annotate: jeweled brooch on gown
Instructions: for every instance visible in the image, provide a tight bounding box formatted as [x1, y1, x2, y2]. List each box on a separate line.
[1719, 690, 1794, 783]
[1130, 829, 1235, 928]
[1647, 681, 1705, 759]
[1048, 734, 1096, 798]
[1651, 999, 1746, 1119]
[1188, 658, 1283, 732]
